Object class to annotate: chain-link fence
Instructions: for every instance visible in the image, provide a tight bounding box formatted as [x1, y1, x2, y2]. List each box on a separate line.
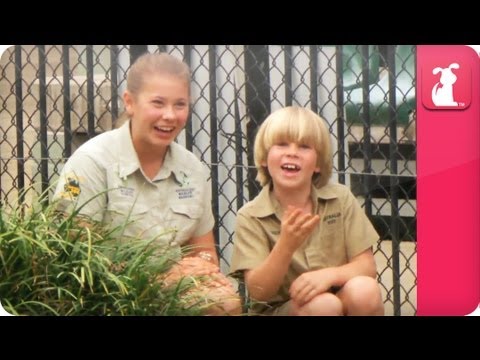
[0, 45, 417, 315]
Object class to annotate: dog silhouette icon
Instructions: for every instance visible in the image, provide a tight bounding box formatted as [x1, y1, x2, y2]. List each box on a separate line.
[431, 63, 459, 106]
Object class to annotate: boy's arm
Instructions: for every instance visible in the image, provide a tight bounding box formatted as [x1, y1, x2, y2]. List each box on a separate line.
[245, 207, 320, 301]
[290, 187, 380, 305]
[244, 241, 295, 302]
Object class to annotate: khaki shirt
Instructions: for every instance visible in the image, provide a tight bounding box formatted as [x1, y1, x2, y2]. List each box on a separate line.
[230, 182, 379, 314]
[53, 121, 214, 249]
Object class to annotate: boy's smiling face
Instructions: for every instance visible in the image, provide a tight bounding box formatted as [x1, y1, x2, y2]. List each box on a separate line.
[263, 141, 320, 190]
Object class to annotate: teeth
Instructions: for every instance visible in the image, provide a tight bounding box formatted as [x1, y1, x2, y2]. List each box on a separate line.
[281, 164, 300, 170]
[156, 126, 174, 132]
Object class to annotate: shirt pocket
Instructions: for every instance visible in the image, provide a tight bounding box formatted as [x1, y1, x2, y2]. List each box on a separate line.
[170, 204, 203, 219]
[305, 225, 344, 269]
[104, 201, 150, 237]
[168, 204, 203, 244]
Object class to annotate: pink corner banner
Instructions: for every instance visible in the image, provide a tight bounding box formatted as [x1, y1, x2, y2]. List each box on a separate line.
[417, 45, 480, 315]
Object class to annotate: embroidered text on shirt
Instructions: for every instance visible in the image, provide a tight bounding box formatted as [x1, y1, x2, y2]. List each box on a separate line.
[119, 186, 135, 197]
[176, 188, 194, 199]
[323, 212, 341, 225]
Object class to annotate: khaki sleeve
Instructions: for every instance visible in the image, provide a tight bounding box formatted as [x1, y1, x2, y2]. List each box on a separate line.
[230, 211, 271, 275]
[343, 189, 379, 259]
[52, 152, 107, 222]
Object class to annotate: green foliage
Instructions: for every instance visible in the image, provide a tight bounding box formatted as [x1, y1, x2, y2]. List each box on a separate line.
[0, 195, 204, 316]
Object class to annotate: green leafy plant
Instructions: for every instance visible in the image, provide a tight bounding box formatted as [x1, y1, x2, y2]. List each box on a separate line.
[0, 191, 207, 316]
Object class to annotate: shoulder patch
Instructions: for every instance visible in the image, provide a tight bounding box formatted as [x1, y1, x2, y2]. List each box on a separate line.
[60, 173, 83, 199]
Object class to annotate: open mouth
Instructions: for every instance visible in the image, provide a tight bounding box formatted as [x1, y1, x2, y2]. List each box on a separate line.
[281, 163, 301, 173]
[154, 125, 175, 133]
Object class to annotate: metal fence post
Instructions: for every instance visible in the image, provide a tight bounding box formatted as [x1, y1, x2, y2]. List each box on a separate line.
[129, 45, 148, 63]
[245, 45, 270, 200]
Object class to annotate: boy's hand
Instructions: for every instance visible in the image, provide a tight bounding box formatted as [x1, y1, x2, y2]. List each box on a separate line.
[289, 268, 335, 306]
[278, 205, 320, 254]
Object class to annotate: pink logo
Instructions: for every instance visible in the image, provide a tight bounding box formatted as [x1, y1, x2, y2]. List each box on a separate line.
[421, 49, 471, 110]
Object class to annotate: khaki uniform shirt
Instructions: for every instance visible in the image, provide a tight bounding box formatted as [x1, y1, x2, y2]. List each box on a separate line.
[230, 182, 379, 314]
[53, 121, 214, 249]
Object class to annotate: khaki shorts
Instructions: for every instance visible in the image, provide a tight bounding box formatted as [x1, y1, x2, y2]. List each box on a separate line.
[261, 301, 292, 316]
[259, 286, 342, 316]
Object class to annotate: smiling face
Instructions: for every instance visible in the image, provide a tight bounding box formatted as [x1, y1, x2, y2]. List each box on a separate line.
[254, 106, 333, 188]
[124, 73, 190, 153]
[264, 141, 320, 190]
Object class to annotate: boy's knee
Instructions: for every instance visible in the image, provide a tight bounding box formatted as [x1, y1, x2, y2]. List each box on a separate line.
[341, 276, 384, 315]
[292, 292, 343, 316]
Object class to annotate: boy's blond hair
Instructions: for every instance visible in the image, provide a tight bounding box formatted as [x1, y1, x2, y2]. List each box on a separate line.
[254, 106, 333, 188]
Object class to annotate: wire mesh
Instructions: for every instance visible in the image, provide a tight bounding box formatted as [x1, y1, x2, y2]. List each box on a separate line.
[0, 45, 417, 315]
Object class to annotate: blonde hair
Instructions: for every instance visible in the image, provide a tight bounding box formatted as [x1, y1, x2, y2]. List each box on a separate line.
[254, 106, 333, 188]
[126, 52, 191, 97]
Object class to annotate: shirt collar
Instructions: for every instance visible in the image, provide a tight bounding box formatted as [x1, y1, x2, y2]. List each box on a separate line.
[159, 141, 192, 183]
[315, 183, 339, 200]
[248, 182, 339, 218]
[117, 121, 141, 179]
[117, 121, 190, 183]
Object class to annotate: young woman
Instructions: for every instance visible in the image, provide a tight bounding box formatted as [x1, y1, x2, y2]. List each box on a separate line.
[53, 53, 240, 315]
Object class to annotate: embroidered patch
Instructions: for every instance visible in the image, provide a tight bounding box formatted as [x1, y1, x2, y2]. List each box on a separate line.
[178, 172, 190, 187]
[176, 188, 194, 199]
[60, 174, 82, 199]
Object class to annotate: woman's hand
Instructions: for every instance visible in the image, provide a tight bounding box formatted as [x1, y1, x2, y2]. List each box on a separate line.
[161, 256, 241, 315]
[164, 256, 232, 288]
